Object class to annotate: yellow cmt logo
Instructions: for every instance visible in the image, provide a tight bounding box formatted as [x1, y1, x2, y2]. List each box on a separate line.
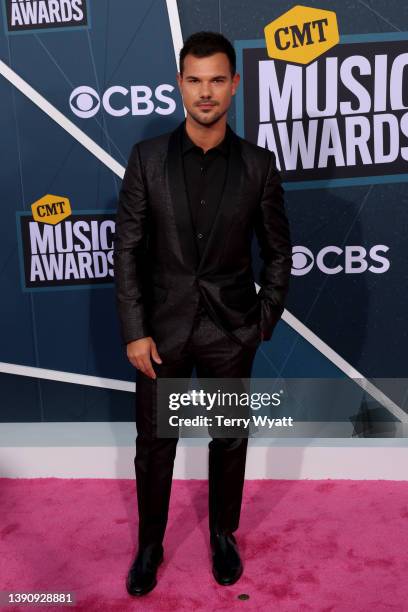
[31, 195, 71, 225]
[264, 5, 339, 65]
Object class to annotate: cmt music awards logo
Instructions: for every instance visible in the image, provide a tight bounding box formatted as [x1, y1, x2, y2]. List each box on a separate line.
[17, 195, 115, 290]
[239, 5, 408, 186]
[3, 0, 89, 33]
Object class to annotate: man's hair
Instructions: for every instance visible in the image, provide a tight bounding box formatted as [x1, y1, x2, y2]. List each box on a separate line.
[179, 31, 236, 76]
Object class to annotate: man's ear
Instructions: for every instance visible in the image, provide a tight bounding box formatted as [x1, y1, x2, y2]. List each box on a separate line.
[231, 72, 241, 96]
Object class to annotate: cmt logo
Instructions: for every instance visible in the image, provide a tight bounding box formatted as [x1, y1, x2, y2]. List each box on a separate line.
[264, 5, 339, 64]
[291, 245, 390, 276]
[69, 84, 176, 118]
[31, 195, 71, 225]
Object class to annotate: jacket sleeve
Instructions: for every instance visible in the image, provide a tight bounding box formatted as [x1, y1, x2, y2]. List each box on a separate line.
[113, 144, 151, 345]
[254, 153, 292, 340]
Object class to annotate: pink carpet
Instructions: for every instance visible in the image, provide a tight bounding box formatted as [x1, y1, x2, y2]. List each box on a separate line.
[2, 478, 408, 611]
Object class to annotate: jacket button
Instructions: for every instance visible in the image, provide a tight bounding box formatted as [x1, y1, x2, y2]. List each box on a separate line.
[197, 233, 203, 239]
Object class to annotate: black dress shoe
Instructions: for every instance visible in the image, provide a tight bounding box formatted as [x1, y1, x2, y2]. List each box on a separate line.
[126, 544, 164, 597]
[210, 533, 243, 586]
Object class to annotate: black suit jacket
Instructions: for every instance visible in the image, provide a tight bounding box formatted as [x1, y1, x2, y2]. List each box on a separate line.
[113, 121, 292, 357]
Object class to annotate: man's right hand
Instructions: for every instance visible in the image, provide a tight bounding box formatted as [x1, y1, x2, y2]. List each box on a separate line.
[126, 337, 162, 379]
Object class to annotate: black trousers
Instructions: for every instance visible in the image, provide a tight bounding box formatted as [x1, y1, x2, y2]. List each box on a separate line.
[134, 302, 261, 550]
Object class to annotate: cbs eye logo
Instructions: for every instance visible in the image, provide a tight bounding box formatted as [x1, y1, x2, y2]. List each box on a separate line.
[291, 245, 390, 276]
[291, 246, 314, 276]
[69, 86, 100, 118]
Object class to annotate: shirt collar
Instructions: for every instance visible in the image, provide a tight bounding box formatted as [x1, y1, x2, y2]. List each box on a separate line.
[182, 121, 231, 157]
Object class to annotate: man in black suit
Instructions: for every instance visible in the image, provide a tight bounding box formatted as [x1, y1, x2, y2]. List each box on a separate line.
[114, 31, 292, 596]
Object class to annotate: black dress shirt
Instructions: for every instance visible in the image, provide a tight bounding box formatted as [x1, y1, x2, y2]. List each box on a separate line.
[181, 123, 231, 261]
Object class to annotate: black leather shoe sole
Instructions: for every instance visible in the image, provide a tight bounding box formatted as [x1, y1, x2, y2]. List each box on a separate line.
[126, 555, 163, 597]
[212, 562, 243, 586]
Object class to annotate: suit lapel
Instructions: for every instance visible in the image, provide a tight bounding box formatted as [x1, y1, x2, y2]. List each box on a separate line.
[166, 123, 199, 270]
[197, 130, 243, 273]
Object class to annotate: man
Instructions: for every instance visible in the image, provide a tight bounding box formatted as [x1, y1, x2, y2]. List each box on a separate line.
[114, 31, 292, 597]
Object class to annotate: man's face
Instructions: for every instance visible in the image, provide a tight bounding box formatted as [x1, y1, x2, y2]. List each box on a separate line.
[177, 52, 240, 127]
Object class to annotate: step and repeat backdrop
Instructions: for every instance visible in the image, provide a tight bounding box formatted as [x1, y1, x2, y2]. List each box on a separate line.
[1, 0, 407, 434]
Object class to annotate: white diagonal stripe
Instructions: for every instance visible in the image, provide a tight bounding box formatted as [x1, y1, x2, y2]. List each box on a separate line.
[0, 362, 134, 392]
[0, 59, 125, 179]
[165, 0, 186, 117]
[282, 309, 408, 422]
[165, 0, 184, 72]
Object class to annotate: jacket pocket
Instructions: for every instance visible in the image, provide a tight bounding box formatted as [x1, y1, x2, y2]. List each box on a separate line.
[220, 282, 258, 309]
